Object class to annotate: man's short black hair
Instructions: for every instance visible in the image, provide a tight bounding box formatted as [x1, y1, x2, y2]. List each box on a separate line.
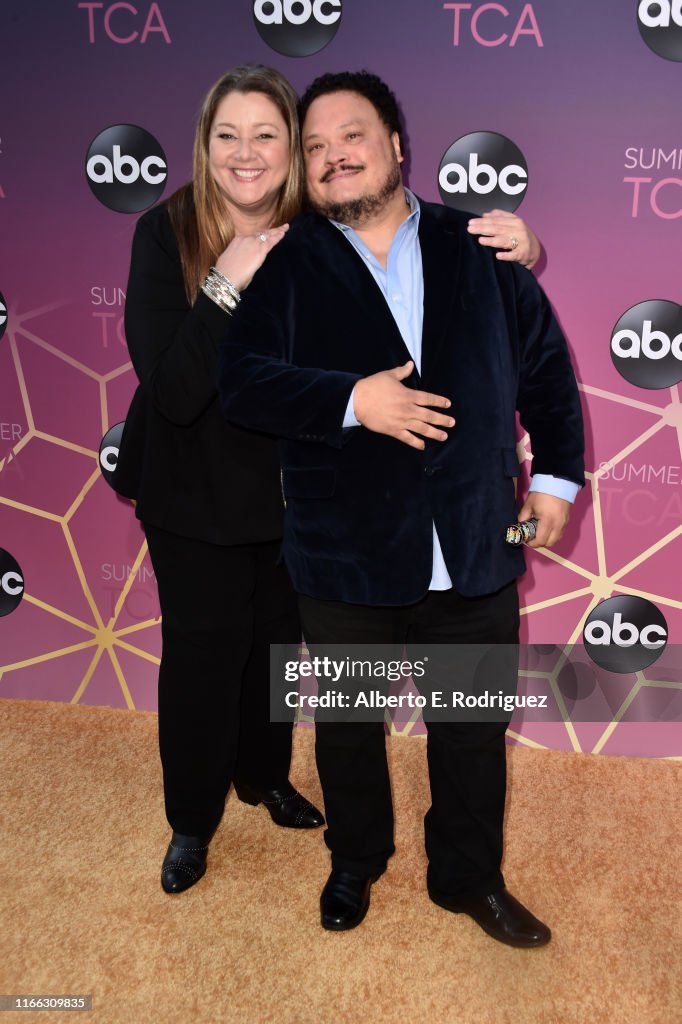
[299, 71, 404, 153]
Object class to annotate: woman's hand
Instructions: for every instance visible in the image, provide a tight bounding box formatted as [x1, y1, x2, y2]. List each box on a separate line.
[214, 224, 289, 292]
[466, 209, 541, 269]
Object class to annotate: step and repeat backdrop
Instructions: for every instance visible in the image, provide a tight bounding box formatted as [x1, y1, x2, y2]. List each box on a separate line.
[1, 1, 681, 755]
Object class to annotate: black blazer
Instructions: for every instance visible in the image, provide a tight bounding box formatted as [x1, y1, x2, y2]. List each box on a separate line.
[218, 198, 585, 604]
[113, 203, 284, 546]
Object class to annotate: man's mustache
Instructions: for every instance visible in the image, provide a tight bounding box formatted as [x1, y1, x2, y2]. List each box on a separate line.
[319, 163, 365, 183]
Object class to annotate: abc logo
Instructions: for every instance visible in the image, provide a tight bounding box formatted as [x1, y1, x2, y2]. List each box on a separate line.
[610, 299, 682, 389]
[0, 548, 24, 617]
[98, 421, 125, 487]
[638, 0, 682, 62]
[86, 125, 167, 213]
[438, 132, 528, 216]
[583, 596, 668, 673]
[0, 290, 7, 341]
[253, 0, 342, 56]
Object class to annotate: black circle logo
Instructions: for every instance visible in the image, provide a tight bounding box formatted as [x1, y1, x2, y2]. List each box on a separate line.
[98, 422, 125, 486]
[583, 596, 668, 673]
[0, 549, 24, 617]
[610, 299, 682, 389]
[253, 0, 342, 56]
[637, 1, 682, 61]
[86, 125, 167, 213]
[438, 132, 528, 215]
[0, 291, 7, 341]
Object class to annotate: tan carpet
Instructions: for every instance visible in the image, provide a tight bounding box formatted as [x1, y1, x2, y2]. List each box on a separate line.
[1, 699, 680, 1024]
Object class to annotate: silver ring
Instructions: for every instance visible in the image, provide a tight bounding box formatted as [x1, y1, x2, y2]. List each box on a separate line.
[257, 232, 267, 243]
[509, 235, 519, 251]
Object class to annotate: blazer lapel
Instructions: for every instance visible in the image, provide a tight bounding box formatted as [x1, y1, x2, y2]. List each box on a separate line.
[312, 215, 419, 375]
[417, 200, 461, 384]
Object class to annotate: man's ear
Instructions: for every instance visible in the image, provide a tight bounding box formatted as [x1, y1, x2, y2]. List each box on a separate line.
[391, 131, 403, 164]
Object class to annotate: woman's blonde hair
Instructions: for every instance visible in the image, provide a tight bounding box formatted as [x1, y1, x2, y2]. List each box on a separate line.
[168, 65, 303, 302]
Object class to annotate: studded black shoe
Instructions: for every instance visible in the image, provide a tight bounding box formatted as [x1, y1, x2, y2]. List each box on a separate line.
[160, 832, 211, 894]
[234, 780, 324, 828]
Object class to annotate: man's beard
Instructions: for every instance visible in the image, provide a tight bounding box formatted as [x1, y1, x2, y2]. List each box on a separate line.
[307, 158, 403, 227]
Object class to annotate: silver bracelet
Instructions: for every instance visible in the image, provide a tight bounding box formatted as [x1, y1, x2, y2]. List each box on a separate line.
[210, 266, 240, 301]
[201, 266, 241, 315]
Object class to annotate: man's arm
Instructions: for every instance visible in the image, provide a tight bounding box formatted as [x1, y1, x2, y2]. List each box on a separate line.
[218, 274, 362, 447]
[514, 268, 584, 481]
[511, 266, 585, 548]
[219, 242, 453, 448]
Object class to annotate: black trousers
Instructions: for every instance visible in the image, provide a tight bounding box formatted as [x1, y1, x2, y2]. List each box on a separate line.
[298, 582, 519, 899]
[145, 524, 299, 836]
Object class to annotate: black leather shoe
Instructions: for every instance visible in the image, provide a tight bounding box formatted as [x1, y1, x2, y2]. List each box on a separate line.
[160, 832, 211, 894]
[234, 780, 324, 829]
[428, 886, 551, 947]
[320, 869, 380, 931]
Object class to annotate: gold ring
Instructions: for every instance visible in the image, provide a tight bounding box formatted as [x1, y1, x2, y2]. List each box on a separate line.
[509, 236, 519, 251]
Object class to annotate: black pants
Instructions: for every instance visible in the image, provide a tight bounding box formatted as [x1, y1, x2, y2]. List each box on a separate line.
[298, 582, 519, 899]
[145, 524, 299, 836]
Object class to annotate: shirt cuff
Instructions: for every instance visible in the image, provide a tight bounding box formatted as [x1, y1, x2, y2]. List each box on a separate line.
[529, 474, 580, 504]
[342, 386, 361, 429]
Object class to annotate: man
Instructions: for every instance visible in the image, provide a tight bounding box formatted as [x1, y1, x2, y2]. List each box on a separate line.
[219, 72, 584, 947]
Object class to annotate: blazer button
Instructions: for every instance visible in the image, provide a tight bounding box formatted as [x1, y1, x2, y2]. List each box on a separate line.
[424, 465, 436, 477]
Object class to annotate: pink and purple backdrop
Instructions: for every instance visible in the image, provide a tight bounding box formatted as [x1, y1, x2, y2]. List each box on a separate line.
[1, 1, 681, 756]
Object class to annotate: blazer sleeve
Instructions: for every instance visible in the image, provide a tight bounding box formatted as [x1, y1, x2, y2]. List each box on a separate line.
[218, 243, 361, 448]
[513, 266, 585, 487]
[124, 208, 231, 426]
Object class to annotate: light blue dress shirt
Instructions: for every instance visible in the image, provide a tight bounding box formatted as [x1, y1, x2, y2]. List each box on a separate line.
[334, 189, 579, 590]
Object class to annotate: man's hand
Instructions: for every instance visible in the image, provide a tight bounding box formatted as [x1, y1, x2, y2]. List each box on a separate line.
[353, 360, 455, 450]
[466, 210, 541, 269]
[518, 492, 571, 549]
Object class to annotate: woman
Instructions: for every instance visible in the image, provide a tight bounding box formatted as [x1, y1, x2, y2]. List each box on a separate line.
[113, 64, 541, 895]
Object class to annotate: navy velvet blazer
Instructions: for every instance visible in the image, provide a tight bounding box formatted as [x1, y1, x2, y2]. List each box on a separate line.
[219, 198, 584, 605]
